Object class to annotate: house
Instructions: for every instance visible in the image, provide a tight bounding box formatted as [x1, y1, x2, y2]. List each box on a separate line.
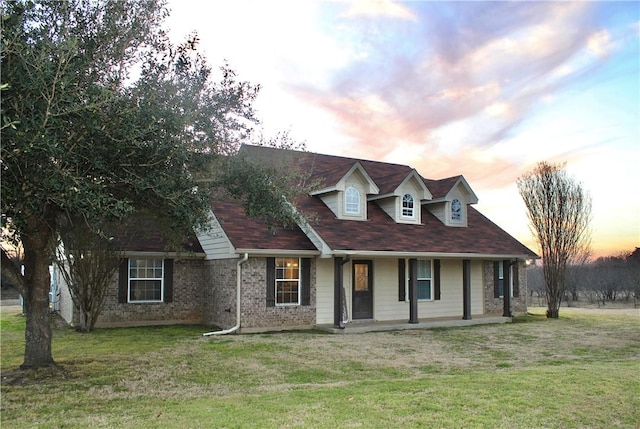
[58, 144, 538, 332]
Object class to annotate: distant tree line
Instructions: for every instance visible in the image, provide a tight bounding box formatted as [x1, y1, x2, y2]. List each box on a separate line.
[527, 248, 640, 308]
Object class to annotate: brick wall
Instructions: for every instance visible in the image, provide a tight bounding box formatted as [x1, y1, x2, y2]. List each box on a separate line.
[204, 258, 237, 328]
[484, 261, 528, 315]
[242, 257, 316, 331]
[96, 258, 206, 327]
[205, 257, 317, 332]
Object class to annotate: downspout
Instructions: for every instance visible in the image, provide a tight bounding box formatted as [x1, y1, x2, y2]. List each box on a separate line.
[203, 253, 249, 336]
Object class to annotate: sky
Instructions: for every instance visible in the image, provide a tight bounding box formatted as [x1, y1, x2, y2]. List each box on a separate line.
[166, 0, 639, 259]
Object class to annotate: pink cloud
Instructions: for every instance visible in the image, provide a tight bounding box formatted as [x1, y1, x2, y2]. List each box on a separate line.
[290, 1, 609, 187]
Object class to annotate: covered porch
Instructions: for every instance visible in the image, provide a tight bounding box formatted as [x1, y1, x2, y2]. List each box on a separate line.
[317, 314, 511, 334]
[327, 256, 516, 331]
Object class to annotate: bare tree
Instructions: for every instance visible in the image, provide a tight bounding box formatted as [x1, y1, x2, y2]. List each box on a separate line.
[53, 220, 122, 332]
[526, 265, 546, 307]
[517, 162, 591, 318]
[564, 248, 592, 305]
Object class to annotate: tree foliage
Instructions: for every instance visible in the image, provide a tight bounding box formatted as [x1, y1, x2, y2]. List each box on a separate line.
[53, 218, 123, 332]
[1, 0, 298, 368]
[517, 161, 591, 318]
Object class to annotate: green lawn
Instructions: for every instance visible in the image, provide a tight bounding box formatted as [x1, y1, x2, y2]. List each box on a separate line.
[2, 307, 639, 428]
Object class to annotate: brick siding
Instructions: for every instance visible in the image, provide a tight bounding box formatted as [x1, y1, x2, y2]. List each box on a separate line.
[95, 258, 206, 327]
[206, 257, 317, 332]
[484, 261, 528, 315]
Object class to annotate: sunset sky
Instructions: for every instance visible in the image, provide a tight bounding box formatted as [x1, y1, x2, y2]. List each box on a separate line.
[167, 0, 639, 259]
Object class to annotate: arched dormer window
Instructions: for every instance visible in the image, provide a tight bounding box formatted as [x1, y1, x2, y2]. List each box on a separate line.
[345, 186, 360, 214]
[402, 194, 414, 217]
[451, 198, 462, 222]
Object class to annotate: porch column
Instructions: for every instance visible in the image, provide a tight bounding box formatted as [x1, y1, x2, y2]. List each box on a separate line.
[408, 258, 418, 324]
[462, 259, 472, 320]
[503, 260, 512, 317]
[334, 257, 344, 329]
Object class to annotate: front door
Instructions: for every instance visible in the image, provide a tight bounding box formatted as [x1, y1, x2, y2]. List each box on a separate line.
[352, 260, 373, 319]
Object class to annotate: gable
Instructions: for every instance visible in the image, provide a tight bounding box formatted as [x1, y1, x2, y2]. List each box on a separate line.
[203, 199, 318, 258]
[231, 145, 536, 258]
[295, 195, 537, 258]
[315, 162, 379, 221]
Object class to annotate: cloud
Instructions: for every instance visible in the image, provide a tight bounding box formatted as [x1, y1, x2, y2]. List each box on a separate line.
[340, 0, 417, 21]
[587, 30, 612, 57]
[291, 1, 616, 188]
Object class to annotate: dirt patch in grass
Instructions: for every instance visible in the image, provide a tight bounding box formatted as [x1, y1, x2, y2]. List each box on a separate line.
[2, 305, 639, 428]
[529, 306, 639, 316]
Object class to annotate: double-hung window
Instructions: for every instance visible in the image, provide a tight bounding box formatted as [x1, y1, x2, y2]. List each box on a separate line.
[129, 258, 164, 302]
[275, 257, 300, 305]
[496, 263, 515, 298]
[417, 260, 432, 300]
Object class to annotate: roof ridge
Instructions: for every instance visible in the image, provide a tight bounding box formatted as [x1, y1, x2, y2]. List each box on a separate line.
[241, 143, 416, 170]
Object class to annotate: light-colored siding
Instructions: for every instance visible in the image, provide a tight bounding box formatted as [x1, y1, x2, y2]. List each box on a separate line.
[319, 193, 339, 218]
[197, 213, 235, 259]
[315, 258, 335, 324]
[343, 174, 367, 220]
[370, 259, 403, 320]
[426, 201, 446, 225]
[316, 258, 486, 324]
[397, 180, 423, 224]
[375, 259, 484, 320]
[376, 197, 397, 221]
[448, 188, 468, 227]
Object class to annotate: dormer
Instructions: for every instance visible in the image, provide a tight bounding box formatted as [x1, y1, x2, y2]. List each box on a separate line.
[370, 169, 432, 224]
[310, 162, 379, 221]
[424, 176, 478, 227]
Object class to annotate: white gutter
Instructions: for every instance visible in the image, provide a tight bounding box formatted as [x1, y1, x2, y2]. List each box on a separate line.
[332, 250, 536, 260]
[203, 253, 249, 336]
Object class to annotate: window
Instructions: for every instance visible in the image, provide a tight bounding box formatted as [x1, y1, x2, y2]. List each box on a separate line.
[402, 194, 414, 217]
[399, 259, 441, 302]
[345, 186, 360, 214]
[496, 262, 515, 298]
[451, 198, 462, 222]
[275, 257, 300, 305]
[417, 260, 432, 300]
[129, 258, 164, 302]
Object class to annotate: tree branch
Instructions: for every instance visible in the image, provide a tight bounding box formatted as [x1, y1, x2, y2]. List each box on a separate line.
[1, 246, 26, 295]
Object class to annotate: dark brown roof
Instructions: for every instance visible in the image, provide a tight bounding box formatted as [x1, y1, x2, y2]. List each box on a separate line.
[217, 145, 537, 258]
[423, 176, 462, 199]
[111, 220, 204, 254]
[242, 145, 415, 196]
[297, 196, 536, 256]
[211, 199, 317, 251]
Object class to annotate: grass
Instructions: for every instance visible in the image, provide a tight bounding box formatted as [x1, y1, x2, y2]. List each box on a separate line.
[2, 307, 639, 428]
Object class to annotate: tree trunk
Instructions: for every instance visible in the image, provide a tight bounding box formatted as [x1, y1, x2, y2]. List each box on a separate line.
[20, 217, 55, 369]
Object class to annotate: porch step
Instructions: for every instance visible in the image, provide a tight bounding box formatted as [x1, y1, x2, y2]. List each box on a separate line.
[316, 316, 511, 334]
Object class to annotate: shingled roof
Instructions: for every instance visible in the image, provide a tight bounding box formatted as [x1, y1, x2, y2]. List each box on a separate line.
[210, 199, 317, 252]
[297, 196, 535, 256]
[217, 145, 538, 258]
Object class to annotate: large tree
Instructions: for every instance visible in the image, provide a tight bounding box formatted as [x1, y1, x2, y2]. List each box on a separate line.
[1, 0, 295, 368]
[517, 161, 591, 318]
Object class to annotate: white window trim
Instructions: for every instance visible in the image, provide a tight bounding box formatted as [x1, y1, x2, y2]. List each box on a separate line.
[403, 259, 434, 301]
[498, 264, 514, 298]
[417, 259, 434, 301]
[345, 186, 361, 215]
[401, 193, 415, 218]
[275, 257, 301, 306]
[451, 198, 463, 223]
[128, 258, 164, 303]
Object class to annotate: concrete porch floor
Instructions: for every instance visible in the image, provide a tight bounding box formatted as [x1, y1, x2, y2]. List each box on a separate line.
[316, 315, 511, 334]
